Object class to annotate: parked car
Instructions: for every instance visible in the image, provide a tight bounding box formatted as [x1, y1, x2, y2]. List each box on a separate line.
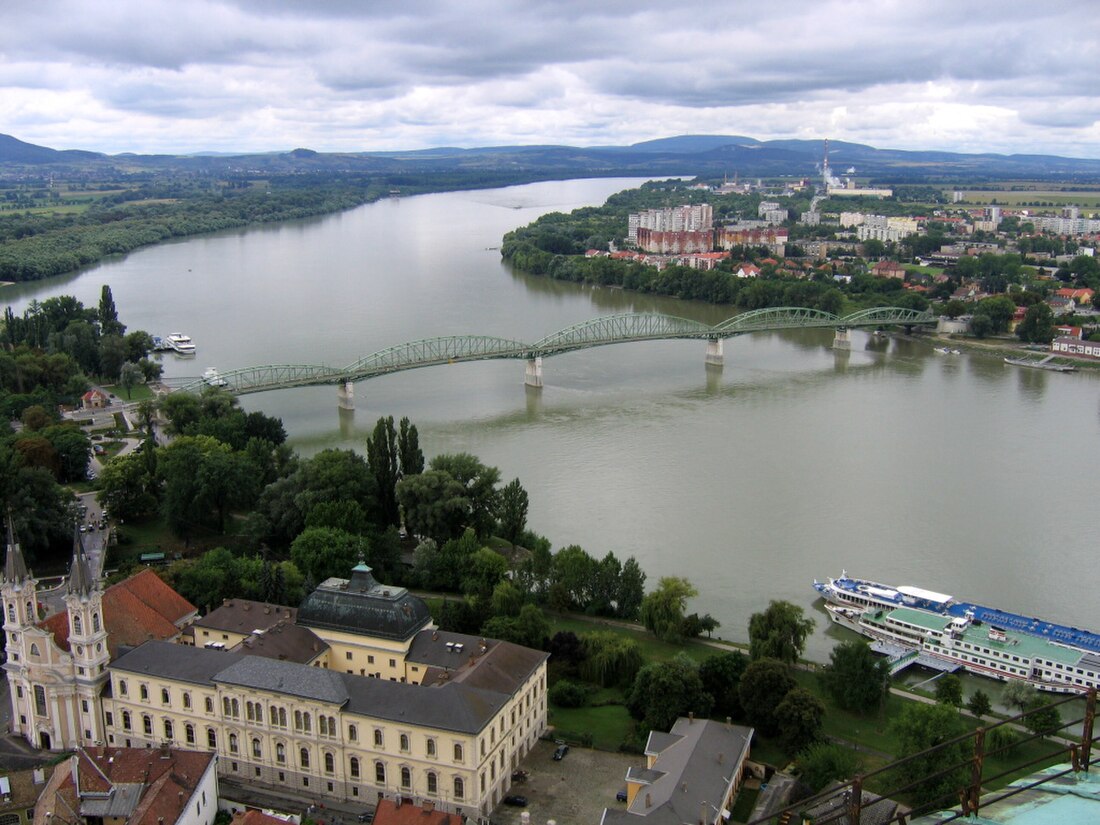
[552, 744, 569, 761]
[356, 811, 374, 823]
[502, 795, 528, 807]
[616, 790, 628, 803]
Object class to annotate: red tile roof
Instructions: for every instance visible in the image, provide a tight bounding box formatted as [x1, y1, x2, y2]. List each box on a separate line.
[41, 747, 214, 825]
[39, 568, 196, 656]
[234, 811, 293, 825]
[372, 799, 463, 825]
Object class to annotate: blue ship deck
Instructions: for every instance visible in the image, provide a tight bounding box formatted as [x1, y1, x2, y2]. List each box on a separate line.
[818, 576, 1100, 656]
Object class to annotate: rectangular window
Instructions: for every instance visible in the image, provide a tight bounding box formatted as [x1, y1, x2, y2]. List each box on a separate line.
[368, 655, 374, 664]
[346, 651, 353, 660]
[389, 659, 396, 668]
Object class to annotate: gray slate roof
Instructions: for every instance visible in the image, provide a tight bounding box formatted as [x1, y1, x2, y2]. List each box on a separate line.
[603, 718, 753, 825]
[297, 565, 432, 641]
[111, 640, 247, 684]
[110, 639, 531, 735]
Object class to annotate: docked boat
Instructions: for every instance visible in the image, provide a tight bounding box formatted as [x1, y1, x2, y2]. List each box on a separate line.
[1004, 355, 1075, 372]
[816, 572, 1100, 692]
[151, 336, 173, 352]
[933, 346, 961, 355]
[166, 332, 196, 355]
[202, 367, 228, 387]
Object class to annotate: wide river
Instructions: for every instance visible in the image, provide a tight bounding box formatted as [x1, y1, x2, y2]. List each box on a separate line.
[6, 178, 1099, 661]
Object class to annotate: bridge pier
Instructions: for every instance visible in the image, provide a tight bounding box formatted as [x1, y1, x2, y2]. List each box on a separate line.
[524, 357, 543, 388]
[704, 338, 724, 366]
[337, 380, 355, 409]
[833, 327, 852, 350]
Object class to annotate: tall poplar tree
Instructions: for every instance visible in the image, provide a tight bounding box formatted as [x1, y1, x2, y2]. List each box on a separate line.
[98, 284, 125, 336]
[366, 416, 400, 526]
[398, 416, 424, 476]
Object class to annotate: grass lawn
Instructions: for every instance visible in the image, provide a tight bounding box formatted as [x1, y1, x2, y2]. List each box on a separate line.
[548, 703, 633, 751]
[103, 383, 154, 402]
[547, 614, 734, 664]
[729, 787, 759, 823]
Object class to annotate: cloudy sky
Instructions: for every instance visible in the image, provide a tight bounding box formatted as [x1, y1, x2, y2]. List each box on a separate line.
[1, 0, 1097, 157]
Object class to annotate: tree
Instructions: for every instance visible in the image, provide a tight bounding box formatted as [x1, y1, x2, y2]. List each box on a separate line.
[796, 742, 863, 792]
[41, 425, 91, 483]
[973, 295, 1017, 335]
[461, 547, 508, 600]
[429, 453, 501, 540]
[579, 631, 643, 688]
[118, 361, 143, 399]
[738, 658, 797, 736]
[97, 451, 157, 520]
[616, 556, 646, 620]
[890, 702, 970, 806]
[290, 526, 363, 583]
[819, 640, 890, 713]
[699, 651, 748, 718]
[397, 416, 424, 476]
[941, 299, 969, 318]
[98, 285, 125, 336]
[628, 654, 713, 732]
[550, 545, 598, 610]
[776, 687, 825, 753]
[396, 470, 469, 545]
[1015, 302, 1055, 344]
[98, 334, 128, 381]
[966, 689, 992, 719]
[365, 416, 400, 527]
[490, 580, 524, 618]
[1022, 697, 1061, 737]
[497, 478, 528, 549]
[934, 674, 963, 707]
[748, 600, 815, 664]
[1002, 680, 1038, 712]
[482, 603, 550, 649]
[20, 405, 53, 432]
[639, 577, 698, 642]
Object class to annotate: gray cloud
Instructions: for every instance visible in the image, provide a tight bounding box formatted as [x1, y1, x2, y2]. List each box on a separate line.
[0, 0, 1095, 156]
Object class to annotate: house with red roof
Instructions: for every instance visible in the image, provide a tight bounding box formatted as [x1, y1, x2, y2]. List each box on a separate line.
[372, 799, 463, 825]
[734, 263, 761, 278]
[81, 389, 109, 409]
[3, 523, 196, 751]
[34, 747, 218, 825]
[1055, 287, 1094, 306]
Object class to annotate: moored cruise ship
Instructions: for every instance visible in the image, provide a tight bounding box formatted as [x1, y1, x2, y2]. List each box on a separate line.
[824, 603, 1100, 693]
[814, 571, 1100, 656]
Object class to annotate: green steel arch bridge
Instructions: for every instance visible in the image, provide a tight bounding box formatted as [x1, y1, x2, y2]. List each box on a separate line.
[172, 306, 935, 402]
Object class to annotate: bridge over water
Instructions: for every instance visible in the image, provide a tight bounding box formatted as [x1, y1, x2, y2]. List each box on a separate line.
[172, 306, 936, 405]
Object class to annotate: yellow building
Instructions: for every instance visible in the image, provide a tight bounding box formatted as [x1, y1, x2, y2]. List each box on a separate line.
[103, 565, 549, 820]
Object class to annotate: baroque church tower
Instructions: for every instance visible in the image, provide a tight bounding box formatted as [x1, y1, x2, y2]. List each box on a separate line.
[63, 528, 109, 744]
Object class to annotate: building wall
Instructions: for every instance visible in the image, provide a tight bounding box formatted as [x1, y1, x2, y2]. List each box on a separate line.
[308, 627, 414, 681]
[177, 755, 220, 825]
[104, 660, 548, 820]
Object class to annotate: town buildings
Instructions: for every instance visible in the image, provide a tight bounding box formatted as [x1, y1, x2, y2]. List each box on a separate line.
[4, 532, 548, 822]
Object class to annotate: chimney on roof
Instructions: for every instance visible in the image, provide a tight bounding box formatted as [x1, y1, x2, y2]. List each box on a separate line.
[396, 798, 402, 809]
[422, 800, 434, 813]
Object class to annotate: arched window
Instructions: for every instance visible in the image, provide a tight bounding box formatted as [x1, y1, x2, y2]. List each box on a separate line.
[374, 729, 383, 747]
[229, 734, 238, 754]
[92, 613, 100, 632]
[7, 604, 14, 622]
[73, 615, 82, 634]
[324, 752, 335, 774]
[255, 704, 263, 724]
[119, 679, 128, 696]
[303, 713, 311, 733]
[294, 710, 302, 730]
[122, 711, 131, 731]
[327, 715, 335, 735]
[183, 692, 191, 710]
[223, 697, 231, 716]
[164, 719, 173, 740]
[453, 777, 464, 800]
[25, 602, 31, 619]
[349, 757, 360, 779]
[276, 743, 286, 763]
[453, 743, 463, 762]
[399, 734, 409, 752]
[29, 644, 39, 657]
[278, 707, 287, 727]
[231, 698, 240, 718]
[319, 716, 327, 736]
[252, 738, 262, 758]
[205, 697, 213, 713]
[427, 772, 437, 794]
[142, 715, 152, 736]
[401, 767, 411, 789]
[161, 688, 170, 705]
[33, 685, 46, 716]
[375, 762, 385, 784]
[246, 702, 254, 721]
[426, 738, 436, 757]
[299, 748, 310, 769]
[348, 724, 358, 742]
[186, 724, 195, 745]
[207, 729, 217, 748]
[140, 684, 148, 700]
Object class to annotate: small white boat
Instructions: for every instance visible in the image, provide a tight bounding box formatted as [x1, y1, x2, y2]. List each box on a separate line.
[202, 367, 227, 387]
[934, 346, 961, 355]
[166, 332, 196, 355]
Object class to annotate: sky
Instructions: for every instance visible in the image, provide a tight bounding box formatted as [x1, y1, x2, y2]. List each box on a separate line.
[1, 0, 1098, 158]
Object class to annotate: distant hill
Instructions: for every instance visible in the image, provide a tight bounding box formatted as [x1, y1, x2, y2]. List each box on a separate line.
[0, 133, 103, 164]
[2, 132, 1100, 181]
